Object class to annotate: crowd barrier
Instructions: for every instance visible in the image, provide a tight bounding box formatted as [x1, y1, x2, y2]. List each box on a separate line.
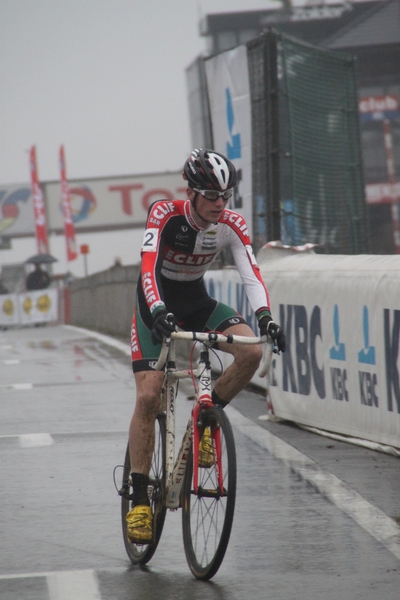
[205, 245, 400, 451]
[0, 289, 58, 326]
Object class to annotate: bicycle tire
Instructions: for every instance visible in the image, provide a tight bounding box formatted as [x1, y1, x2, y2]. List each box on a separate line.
[181, 406, 237, 580]
[121, 411, 167, 565]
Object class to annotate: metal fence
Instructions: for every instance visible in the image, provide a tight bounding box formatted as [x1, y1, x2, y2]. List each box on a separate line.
[248, 29, 369, 254]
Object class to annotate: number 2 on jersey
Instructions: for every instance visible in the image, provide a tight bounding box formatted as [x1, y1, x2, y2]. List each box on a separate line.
[141, 228, 159, 252]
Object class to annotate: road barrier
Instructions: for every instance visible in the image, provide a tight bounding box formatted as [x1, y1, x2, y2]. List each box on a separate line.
[69, 264, 140, 339]
[205, 244, 400, 451]
[0, 289, 58, 327]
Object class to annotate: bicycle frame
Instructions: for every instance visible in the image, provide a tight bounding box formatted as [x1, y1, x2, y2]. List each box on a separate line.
[155, 330, 272, 510]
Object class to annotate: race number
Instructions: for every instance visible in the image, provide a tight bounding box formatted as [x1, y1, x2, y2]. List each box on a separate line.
[141, 228, 159, 252]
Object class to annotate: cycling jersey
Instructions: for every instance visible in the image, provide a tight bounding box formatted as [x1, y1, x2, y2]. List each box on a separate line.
[140, 199, 270, 316]
[131, 199, 271, 371]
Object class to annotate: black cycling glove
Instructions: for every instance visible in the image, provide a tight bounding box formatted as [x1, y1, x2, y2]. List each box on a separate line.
[258, 315, 286, 353]
[151, 310, 177, 345]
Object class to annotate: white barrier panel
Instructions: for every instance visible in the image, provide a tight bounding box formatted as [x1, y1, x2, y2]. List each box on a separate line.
[205, 248, 400, 450]
[0, 289, 58, 326]
[0, 294, 20, 326]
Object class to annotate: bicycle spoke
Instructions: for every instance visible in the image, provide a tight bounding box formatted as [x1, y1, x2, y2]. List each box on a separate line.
[121, 412, 167, 565]
[182, 407, 236, 580]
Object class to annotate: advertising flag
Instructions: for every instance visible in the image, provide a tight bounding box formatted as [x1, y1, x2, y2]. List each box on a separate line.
[29, 146, 50, 254]
[59, 145, 78, 261]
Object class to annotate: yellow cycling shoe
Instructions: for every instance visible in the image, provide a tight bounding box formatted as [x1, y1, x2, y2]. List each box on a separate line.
[198, 426, 215, 468]
[126, 505, 153, 544]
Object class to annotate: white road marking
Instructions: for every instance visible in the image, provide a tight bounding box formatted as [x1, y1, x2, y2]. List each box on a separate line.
[0, 569, 101, 600]
[0, 383, 33, 390]
[3, 359, 20, 365]
[0, 433, 54, 447]
[227, 405, 400, 561]
[47, 570, 101, 600]
[19, 433, 54, 447]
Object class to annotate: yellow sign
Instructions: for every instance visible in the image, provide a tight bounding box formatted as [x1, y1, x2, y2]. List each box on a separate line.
[2, 298, 14, 316]
[23, 297, 32, 314]
[37, 294, 51, 313]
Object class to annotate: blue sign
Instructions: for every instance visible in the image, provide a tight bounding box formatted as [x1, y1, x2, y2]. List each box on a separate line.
[329, 304, 346, 361]
[225, 88, 241, 160]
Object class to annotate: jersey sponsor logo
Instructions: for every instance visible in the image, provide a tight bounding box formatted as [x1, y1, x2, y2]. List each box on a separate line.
[201, 241, 217, 249]
[164, 248, 215, 266]
[229, 317, 241, 325]
[141, 228, 159, 252]
[221, 211, 249, 236]
[201, 229, 218, 250]
[131, 320, 139, 353]
[142, 271, 157, 304]
[151, 201, 176, 222]
[175, 232, 190, 247]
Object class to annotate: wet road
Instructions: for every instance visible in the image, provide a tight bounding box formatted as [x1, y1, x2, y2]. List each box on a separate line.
[0, 324, 399, 599]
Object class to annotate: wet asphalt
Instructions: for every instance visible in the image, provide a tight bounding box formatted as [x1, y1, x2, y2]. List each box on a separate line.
[0, 324, 399, 599]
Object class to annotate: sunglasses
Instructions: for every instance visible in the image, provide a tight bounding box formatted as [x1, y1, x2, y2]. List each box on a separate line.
[193, 188, 233, 201]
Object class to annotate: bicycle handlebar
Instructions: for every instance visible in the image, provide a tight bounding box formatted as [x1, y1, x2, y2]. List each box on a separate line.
[154, 329, 275, 376]
[170, 330, 268, 344]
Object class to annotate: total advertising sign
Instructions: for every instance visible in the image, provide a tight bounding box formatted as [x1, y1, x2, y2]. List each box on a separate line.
[205, 250, 400, 450]
[0, 172, 186, 237]
[44, 172, 187, 231]
[0, 185, 33, 236]
[45, 173, 186, 231]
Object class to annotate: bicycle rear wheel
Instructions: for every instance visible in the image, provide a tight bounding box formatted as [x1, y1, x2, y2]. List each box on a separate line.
[121, 411, 167, 565]
[182, 406, 236, 580]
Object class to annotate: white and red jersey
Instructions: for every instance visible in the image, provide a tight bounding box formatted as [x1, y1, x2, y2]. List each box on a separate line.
[140, 199, 270, 316]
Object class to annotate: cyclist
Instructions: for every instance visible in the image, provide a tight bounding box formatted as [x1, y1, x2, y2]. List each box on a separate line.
[127, 148, 286, 543]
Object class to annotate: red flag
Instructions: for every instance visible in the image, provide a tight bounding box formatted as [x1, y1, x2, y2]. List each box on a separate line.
[59, 145, 78, 261]
[29, 146, 50, 254]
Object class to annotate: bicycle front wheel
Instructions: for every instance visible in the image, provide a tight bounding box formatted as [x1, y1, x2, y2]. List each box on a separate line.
[182, 406, 236, 580]
[121, 411, 167, 565]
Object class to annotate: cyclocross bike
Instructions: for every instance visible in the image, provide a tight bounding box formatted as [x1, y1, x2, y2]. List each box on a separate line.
[118, 325, 274, 580]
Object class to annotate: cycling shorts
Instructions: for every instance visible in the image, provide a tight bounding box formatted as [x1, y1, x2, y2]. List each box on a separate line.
[131, 276, 246, 372]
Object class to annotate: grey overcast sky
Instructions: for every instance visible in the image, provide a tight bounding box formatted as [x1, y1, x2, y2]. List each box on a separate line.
[0, 0, 286, 187]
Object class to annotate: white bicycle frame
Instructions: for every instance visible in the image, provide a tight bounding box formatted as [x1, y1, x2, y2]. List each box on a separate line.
[154, 331, 272, 509]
